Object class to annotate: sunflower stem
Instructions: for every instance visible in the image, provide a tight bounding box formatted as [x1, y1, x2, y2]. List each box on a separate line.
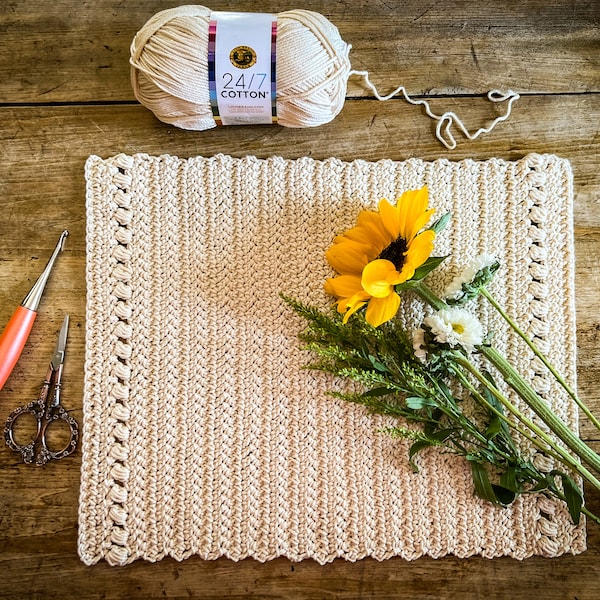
[413, 282, 448, 311]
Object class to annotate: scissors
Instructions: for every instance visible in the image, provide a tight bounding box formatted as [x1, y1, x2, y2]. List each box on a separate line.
[4, 314, 79, 465]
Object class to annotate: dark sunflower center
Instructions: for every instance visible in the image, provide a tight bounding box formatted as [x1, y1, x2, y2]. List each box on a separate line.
[378, 238, 408, 270]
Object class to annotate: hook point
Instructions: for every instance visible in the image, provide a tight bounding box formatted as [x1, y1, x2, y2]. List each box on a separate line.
[58, 230, 69, 251]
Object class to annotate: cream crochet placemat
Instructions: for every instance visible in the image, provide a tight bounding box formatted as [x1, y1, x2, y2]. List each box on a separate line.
[80, 152, 585, 566]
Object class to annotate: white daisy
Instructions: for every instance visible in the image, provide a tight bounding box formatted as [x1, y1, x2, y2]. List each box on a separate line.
[445, 253, 498, 301]
[423, 307, 484, 353]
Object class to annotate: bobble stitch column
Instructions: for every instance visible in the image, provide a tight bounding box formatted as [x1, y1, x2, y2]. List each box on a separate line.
[105, 153, 134, 566]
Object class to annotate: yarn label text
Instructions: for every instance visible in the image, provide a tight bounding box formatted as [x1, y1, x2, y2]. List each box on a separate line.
[209, 12, 277, 125]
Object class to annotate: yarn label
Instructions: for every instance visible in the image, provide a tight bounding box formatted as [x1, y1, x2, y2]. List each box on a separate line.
[209, 12, 277, 126]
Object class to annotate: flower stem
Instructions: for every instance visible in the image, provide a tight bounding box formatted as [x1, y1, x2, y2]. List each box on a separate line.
[451, 356, 600, 491]
[481, 287, 600, 432]
[480, 345, 600, 475]
[414, 281, 600, 477]
[413, 282, 447, 311]
[581, 504, 600, 525]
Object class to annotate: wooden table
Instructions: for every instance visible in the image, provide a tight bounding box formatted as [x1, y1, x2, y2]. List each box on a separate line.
[1, 1, 598, 598]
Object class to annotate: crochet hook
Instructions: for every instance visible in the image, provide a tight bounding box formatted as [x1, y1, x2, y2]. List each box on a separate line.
[0, 230, 68, 392]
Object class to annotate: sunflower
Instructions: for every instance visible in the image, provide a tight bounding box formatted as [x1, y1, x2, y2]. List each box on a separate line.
[324, 187, 436, 327]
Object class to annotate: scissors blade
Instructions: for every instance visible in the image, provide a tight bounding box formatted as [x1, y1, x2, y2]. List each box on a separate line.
[50, 314, 69, 370]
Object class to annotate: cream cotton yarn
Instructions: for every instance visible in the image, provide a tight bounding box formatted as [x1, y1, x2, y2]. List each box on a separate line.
[130, 5, 352, 130]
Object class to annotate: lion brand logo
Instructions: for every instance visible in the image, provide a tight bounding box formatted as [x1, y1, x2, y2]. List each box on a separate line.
[229, 45, 257, 69]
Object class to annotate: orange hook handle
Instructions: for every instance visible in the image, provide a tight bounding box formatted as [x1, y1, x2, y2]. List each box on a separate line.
[0, 306, 37, 391]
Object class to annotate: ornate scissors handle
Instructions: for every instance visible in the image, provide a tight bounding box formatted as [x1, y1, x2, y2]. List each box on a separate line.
[4, 375, 79, 465]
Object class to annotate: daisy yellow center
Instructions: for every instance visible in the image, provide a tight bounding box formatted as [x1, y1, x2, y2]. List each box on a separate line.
[378, 238, 408, 270]
[452, 323, 465, 334]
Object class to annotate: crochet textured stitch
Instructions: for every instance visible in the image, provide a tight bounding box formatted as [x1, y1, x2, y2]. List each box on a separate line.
[80, 152, 585, 566]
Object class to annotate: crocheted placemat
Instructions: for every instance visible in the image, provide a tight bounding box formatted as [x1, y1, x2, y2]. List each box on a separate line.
[80, 152, 585, 566]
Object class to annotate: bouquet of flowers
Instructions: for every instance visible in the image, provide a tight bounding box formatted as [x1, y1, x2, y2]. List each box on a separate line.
[284, 187, 600, 525]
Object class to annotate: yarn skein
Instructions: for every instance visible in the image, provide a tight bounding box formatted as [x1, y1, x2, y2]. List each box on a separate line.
[130, 5, 352, 130]
[130, 5, 519, 148]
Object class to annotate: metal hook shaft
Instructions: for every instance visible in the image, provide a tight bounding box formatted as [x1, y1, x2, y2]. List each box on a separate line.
[21, 231, 69, 311]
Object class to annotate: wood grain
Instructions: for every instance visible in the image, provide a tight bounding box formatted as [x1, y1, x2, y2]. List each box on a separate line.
[1, 1, 599, 598]
[0, 0, 597, 102]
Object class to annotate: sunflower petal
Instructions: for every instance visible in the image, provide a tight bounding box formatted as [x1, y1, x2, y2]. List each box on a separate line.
[361, 259, 399, 298]
[342, 295, 369, 323]
[409, 186, 429, 215]
[406, 208, 436, 242]
[356, 209, 390, 239]
[398, 187, 429, 240]
[326, 241, 370, 275]
[365, 293, 401, 327]
[396, 263, 416, 283]
[395, 191, 413, 242]
[405, 229, 436, 268]
[343, 210, 390, 252]
[378, 198, 401, 239]
[324, 274, 364, 299]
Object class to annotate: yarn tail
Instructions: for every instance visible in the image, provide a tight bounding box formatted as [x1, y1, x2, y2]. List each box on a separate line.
[350, 70, 520, 150]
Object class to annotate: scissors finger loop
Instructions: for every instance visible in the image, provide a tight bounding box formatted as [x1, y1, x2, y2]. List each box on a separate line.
[41, 404, 79, 462]
[4, 398, 45, 464]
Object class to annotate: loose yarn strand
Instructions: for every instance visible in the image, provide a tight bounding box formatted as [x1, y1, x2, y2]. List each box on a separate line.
[350, 69, 520, 150]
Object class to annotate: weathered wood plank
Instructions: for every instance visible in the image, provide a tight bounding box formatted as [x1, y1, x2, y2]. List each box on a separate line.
[2, 96, 599, 243]
[0, 494, 599, 600]
[0, 0, 597, 103]
[1, 95, 598, 232]
[0, 95, 598, 184]
[1, 450, 600, 596]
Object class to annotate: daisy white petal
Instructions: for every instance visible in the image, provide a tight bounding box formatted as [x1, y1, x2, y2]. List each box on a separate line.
[424, 307, 484, 353]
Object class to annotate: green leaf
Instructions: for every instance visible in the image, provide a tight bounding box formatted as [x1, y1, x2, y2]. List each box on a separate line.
[368, 354, 388, 372]
[552, 471, 583, 525]
[531, 480, 550, 493]
[469, 460, 499, 504]
[405, 396, 438, 410]
[485, 415, 503, 439]
[410, 255, 448, 282]
[499, 466, 519, 492]
[408, 440, 433, 472]
[491, 484, 517, 506]
[430, 428, 455, 442]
